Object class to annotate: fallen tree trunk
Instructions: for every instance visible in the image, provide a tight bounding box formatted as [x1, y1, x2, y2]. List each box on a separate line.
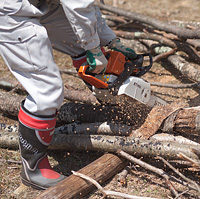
[58, 101, 150, 127]
[35, 153, 126, 199]
[1, 131, 199, 160]
[1, 92, 200, 136]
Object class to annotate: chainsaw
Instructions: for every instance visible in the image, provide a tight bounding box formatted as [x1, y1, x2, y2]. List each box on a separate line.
[78, 51, 167, 107]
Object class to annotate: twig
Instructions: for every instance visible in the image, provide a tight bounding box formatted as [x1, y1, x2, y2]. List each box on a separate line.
[72, 170, 157, 199]
[0, 158, 21, 164]
[156, 156, 200, 193]
[153, 48, 177, 62]
[60, 68, 78, 76]
[150, 81, 200, 89]
[117, 164, 135, 186]
[178, 152, 200, 168]
[174, 190, 190, 199]
[117, 150, 180, 198]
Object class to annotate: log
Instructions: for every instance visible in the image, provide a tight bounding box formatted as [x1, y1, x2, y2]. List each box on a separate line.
[58, 101, 150, 127]
[1, 131, 199, 160]
[167, 55, 200, 82]
[1, 91, 200, 136]
[35, 153, 126, 199]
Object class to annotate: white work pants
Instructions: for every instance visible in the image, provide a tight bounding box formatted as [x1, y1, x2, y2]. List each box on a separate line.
[0, 1, 115, 115]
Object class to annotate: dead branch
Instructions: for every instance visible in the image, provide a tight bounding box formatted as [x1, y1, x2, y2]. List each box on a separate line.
[117, 150, 180, 198]
[153, 48, 177, 62]
[114, 30, 200, 64]
[156, 156, 200, 193]
[178, 153, 200, 168]
[150, 81, 200, 89]
[0, 91, 24, 116]
[167, 54, 200, 82]
[0, 158, 21, 164]
[0, 78, 99, 105]
[170, 20, 200, 29]
[72, 171, 157, 199]
[114, 30, 177, 48]
[117, 164, 134, 186]
[95, 2, 200, 39]
[64, 87, 99, 105]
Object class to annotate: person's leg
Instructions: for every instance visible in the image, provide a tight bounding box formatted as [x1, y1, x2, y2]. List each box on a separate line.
[0, 12, 65, 190]
[40, 3, 116, 69]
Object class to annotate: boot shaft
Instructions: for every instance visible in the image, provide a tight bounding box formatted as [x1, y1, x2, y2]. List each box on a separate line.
[18, 102, 57, 170]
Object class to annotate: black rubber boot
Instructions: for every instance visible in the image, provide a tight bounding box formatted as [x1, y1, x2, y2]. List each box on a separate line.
[18, 104, 66, 190]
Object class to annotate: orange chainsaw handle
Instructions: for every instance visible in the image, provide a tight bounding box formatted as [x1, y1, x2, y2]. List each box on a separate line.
[78, 64, 108, 89]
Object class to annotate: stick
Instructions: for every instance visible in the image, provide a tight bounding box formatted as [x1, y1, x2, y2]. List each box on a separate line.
[72, 171, 157, 199]
[178, 153, 200, 168]
[117, 150, 180, 198]
[156, 156, 200, 193]
[150, 81, 200, 89]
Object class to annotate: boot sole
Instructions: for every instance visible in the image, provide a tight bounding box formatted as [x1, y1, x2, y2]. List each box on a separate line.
[21, 177, 46, 190]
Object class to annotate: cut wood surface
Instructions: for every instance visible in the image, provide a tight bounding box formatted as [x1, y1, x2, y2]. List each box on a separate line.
[35, 153, 126, 199]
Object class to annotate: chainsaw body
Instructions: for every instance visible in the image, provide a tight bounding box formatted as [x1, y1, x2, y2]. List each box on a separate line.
[78, 51, 167, 107]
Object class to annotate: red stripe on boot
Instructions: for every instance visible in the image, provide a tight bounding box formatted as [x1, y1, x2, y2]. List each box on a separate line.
[18, 107, 57, 130]
[36, 130, 54, 146]
[39, 157, 60, 179]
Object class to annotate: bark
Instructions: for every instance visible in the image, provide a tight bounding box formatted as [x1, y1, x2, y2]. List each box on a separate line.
[35, 153, 126, 199]
[96, 2, 200, 39]
[172, 107, 200, 135]
[56, 121, 131, 136]
[0, 91, 24, 116]
[130, 102, 189, 139]
[167, 54, 200, 82]
[64, 88, 99, 105]
[1, 131, 199, 160]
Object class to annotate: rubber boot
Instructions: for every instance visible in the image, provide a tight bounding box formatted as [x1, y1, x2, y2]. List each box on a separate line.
[18, 103, 66, 190]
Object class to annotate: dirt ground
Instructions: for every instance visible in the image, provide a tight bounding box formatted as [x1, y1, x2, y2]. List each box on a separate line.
[0, 0, 200, 198]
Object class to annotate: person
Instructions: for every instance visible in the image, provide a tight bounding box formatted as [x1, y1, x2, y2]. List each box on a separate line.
[0, 0, 137, 190]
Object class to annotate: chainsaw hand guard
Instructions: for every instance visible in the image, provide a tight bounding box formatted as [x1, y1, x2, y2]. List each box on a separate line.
[133, 53, 153, 77]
